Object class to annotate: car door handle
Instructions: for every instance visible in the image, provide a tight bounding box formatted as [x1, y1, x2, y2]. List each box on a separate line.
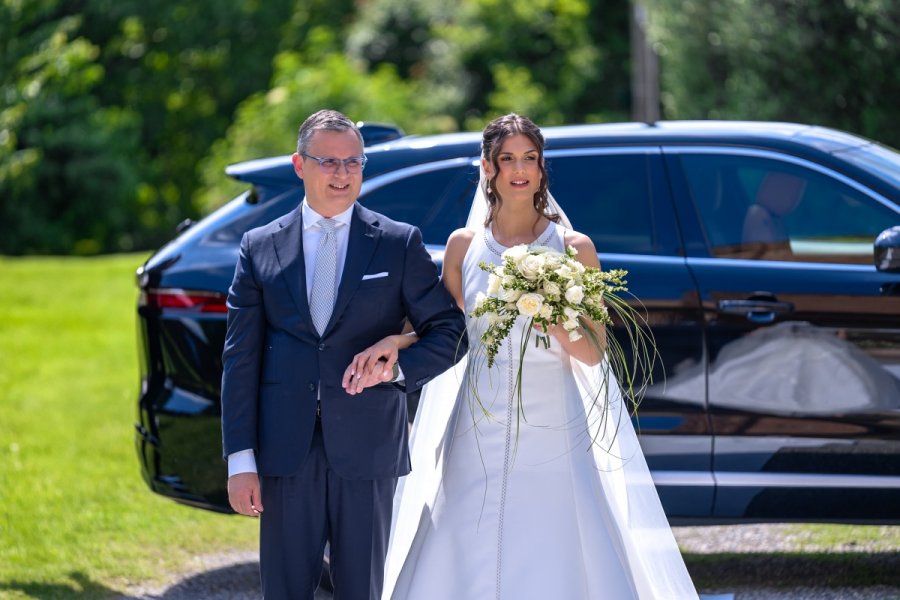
[717, 299, 794, 323]
[881, 282, 900, 296]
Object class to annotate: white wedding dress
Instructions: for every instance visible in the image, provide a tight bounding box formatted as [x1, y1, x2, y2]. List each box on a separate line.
[383, 221, 698, 599]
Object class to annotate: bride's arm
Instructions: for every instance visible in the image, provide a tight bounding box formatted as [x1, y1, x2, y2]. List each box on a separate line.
[440, 228, 474, 311]
[539, 231, 608, 366]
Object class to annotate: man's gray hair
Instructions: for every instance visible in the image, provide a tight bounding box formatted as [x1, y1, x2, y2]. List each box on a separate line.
[296, 109, 363, 154]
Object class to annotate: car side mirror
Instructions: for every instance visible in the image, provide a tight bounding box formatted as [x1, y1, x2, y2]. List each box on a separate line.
[874, 225, 900, 272]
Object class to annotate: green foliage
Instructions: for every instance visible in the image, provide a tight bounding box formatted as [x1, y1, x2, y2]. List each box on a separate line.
[196, 49, 424, 213]
[347, 0, 632, 130]
[2, 0, 634, 248]
[0, 9, 143, 255]
[641, 0, 900, 149]
[0, 0, 302, 254]
[79, 0, 314, 247]
[6, 0, 895, 252]
[199, 0, 634, 212]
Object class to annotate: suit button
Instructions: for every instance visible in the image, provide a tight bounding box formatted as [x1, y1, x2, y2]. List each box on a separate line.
[308, 383, 316, 392]
[318, 343, 325, 351]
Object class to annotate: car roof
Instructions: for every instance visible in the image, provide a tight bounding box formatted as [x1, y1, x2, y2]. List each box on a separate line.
[225, 120, 876, 187]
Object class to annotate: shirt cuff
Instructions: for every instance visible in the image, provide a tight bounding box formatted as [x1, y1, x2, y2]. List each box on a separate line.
[393, 363, 406, 383]
[228, 449, 257, 477]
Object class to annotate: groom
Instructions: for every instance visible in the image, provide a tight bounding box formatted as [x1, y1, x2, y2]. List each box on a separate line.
[221, 109, 467, 599]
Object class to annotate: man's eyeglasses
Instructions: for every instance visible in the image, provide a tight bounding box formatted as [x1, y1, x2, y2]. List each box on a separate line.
[301, 153, 368, 174]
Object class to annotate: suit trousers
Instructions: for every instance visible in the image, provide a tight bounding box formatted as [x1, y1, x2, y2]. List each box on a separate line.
[259, 420, 397, 600]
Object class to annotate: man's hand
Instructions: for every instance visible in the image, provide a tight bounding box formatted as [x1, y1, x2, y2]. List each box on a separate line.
[228, 472, 263, 517]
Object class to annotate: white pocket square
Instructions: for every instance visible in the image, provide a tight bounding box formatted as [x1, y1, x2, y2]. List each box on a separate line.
[362, 271, 389, 281]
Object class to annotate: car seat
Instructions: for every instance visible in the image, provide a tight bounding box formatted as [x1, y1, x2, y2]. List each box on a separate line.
[741, 171, 807, 244]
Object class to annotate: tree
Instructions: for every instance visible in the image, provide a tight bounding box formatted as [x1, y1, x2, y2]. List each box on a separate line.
[0, 0, 313, 254]
[0, 4, 142, 254]
[347, 0, 632, 129]
[641, 0, 900, 149]
[195, 48, 421, 213]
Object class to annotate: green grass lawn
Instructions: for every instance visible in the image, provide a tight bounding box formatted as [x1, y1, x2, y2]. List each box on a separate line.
[0, 254, 257, 599]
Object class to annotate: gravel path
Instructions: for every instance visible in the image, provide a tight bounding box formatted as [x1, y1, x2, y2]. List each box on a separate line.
[118, 525, 900, 599]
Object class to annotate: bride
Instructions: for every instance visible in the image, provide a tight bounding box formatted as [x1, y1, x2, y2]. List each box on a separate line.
[344, 114, 697, 599]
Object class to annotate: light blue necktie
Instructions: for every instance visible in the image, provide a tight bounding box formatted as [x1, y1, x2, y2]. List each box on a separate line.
[309, 218, 339, 335]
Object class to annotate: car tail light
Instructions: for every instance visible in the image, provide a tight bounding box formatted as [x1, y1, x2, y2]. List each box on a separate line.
[141, 289, 228, 313]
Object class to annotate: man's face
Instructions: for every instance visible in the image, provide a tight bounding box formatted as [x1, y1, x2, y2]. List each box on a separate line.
[292, 129, 364, 217]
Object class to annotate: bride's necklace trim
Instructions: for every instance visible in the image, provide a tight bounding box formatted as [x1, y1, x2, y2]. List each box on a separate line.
[483, 222, 556, 257]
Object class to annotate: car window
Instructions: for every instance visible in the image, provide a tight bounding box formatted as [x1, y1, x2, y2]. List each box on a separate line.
[679, 153, 899, 264]
[547, 153, 669, 255]
[423, 170, 478, 244]
[359, 164, 473, 245]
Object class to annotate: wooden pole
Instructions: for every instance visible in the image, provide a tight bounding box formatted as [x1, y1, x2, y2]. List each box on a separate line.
[630, 2, 661, 123]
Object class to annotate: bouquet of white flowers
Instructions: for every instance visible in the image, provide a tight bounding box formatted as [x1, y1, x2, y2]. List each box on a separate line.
[467, 242, 657, 454]
[470, 244, 628, 368]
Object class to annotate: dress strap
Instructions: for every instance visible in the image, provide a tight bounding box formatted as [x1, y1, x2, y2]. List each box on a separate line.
[549, 221, 568, 252]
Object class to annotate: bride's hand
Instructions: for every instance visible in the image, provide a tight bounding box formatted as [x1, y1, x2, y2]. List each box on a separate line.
[342, 335, 402, 394]
[533, 321, 566, 341]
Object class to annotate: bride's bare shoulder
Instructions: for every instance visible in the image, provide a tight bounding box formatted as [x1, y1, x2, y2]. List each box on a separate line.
[446, 228, 476, 251]
[563, 230, 601, 268]
[448, 227, 477, 242]
[443, 228, 477, 268]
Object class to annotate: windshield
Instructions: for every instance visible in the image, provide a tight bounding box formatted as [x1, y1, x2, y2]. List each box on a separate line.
[837, 142, 900, 191]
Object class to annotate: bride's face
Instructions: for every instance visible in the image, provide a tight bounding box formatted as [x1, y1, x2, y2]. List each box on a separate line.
[484, 134, 543, 205]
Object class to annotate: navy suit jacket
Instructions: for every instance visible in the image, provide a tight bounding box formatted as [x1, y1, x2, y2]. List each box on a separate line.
[220, 202, 467, 480]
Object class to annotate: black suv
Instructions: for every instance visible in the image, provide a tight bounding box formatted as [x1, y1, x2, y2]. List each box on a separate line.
[136, 121, 900, 522]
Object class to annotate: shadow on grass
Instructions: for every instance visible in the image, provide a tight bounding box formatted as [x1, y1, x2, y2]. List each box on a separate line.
[0, 572, 122, 599]
[686, 550, 900, 590]
[0, 562, 259, 600]
[128, 561, 260, 599]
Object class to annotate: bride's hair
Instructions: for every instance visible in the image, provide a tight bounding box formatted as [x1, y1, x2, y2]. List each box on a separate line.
[480, 113, 558, 228]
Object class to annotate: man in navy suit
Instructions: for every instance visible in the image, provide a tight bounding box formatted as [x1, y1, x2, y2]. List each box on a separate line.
[221, 109, 467, 599]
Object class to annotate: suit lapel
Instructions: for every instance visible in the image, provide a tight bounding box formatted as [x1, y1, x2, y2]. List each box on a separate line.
[324, 204, 381, 336]
[271, 205, 311, 326]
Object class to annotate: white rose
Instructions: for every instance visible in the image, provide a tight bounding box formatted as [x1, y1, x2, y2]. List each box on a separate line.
[499, 287, 522, 302]
[516, 293, 544, 318]
[538, 304, 553, 320]
[502, 244, 529, 263]
[518, 254, 545, 280]
[568, 329, 583, 342]
[565, 286, 584, 304]
[487, 273, 501, 295]
[555, 265, 573, 279]
[563, 319, 579, 331]
[563, 306, 580, 320]
[543, 281, 561, 297]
